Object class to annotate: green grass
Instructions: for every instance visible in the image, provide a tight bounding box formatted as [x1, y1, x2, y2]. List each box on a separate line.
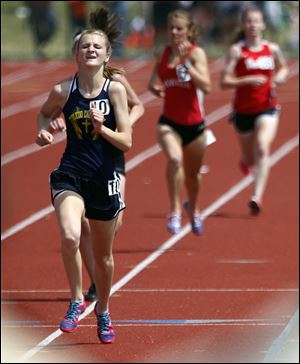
[1, 1, 298, 61]
[1, 1, 104, 60]
[1, 1, 143, 60]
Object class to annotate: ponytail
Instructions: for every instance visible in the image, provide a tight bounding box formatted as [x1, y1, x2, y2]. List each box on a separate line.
[103, 65, 125, 79]
[231, 30, 246, 44]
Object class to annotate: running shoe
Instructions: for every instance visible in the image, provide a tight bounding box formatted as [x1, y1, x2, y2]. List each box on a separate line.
[239, 160, 252, 176]
[183, 200, 204, 235]
[60, 299, 86, 333]
[248, 197, 262, 215]
[94, 303, 115, 344]
[167, 213, 182, 234]
[191, 214, 204, 235]
[84, 283, 98, 302]
[199, 165, 210, 174]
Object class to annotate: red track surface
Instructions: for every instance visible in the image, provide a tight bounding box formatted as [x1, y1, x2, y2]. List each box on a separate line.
[1, 59, 299, 363]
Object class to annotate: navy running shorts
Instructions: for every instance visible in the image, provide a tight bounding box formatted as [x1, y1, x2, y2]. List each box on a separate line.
[114, 149, 125, 176]
[49, 169, 125, 221]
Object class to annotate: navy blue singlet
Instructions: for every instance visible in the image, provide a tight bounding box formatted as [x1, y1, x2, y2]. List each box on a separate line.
[59, 76, 117, 179]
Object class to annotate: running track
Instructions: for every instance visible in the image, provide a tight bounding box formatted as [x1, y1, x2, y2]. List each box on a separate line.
[1, 59, 299, 363]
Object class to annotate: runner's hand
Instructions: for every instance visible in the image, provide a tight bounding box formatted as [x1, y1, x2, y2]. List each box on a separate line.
[36, 130, 54, 146]
[90, 108, 105, 134]
[48, 117, 66, 134]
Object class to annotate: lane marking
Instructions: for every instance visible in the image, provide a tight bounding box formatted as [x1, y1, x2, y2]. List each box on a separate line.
[1, 59, 147, 88]
[0, 58, 229, 167]
[216, 259, 270, 264]
[262, 308, 299, 363]
[2, 288, 298, 294]
[0, 59, 148, 120]
[2, 60, 298, 360]
[16, 135, 299, 362]
[2, 59, 298, 166]
[1, 206, 55, 242]
[110, 318, 287, 325]
[1, 102, 230, 240]
[0, 86, 226, 167]
[0, 91, 158, 167]
[1, 92, 49, 119]
[3, 319, 288, 329]
[1, 133, 66, 166]
[1, 61, 65, 87]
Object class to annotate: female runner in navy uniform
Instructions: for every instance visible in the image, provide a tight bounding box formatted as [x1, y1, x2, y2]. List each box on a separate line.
[36, 29, 132, 344]
[48, 8, 145, 302]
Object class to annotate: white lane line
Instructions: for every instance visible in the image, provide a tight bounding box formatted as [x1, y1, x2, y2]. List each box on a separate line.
[2, 288, 298, 294]
[2, 60, 298, 122]
[1, 102, 230, 241]
[4, 320, 288, 329]
[16, 135, 299, 363]
[262, 308, 299, 363]
[1, 93, 49, 119]
[1, 206, 55, 242]
[3, 59, 298, 165]
[106, 288, 299, 293]
[1, 59, 147, 88]
[101, 322, 286, 327]
[126, 144, 161, 170]
[1, 133, 66, 166]
[1, 60, 148, 120]
[1, 100, 229, 167]
[216, 259, 270, 264]
[2, 289, 70, 293]
[0, 91, 158, 167]
[1, 61, 65, 87]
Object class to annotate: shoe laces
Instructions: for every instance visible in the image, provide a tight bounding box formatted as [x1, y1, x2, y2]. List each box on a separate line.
[192, 214, 202, 227]
[65, 301, 81, 322]
[98, 313, 112, 334]
[168, 213, 181, 224]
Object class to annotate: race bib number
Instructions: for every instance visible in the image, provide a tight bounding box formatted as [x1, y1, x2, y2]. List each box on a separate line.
[176, 64, 191, 82]
[90, 99, 110, 115]
[108, 176, 121, 196]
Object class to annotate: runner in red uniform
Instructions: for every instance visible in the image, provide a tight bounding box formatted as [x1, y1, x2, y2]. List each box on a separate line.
[148, 9, 211, 235]
[220, 6, 288, 215]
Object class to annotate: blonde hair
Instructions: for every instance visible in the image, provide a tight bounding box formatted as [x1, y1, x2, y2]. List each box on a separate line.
[73, 8, 124, 78]
[168, 9, 199, 44]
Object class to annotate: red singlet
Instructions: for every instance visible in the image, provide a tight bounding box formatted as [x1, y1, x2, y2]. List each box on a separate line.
[234, 40, 277, 114]
[158, 46, 204, 125]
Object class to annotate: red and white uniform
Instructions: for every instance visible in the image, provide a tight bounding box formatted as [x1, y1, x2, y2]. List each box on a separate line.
[234, 40, 277, 114]
[158, 46, 204, 125]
